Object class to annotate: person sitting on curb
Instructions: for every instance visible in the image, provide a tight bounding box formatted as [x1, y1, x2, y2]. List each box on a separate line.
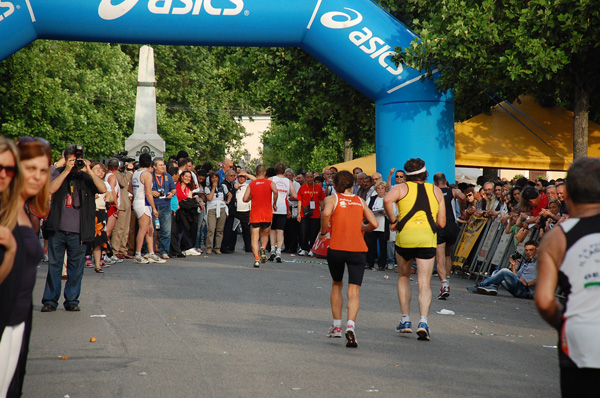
[467, 240, 538, 298]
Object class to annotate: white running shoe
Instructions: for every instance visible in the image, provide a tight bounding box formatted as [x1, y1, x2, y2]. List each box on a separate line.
[146, 253, 166, 263]
[134, 255, 149, 264]
[110, 255, 123, 263]
[184, 248, 201, 256]
[298, 250, 308, 256]
[327, 325, 342, 338]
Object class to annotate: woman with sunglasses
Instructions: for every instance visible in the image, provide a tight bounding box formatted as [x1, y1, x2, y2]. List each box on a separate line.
[0, 137, 51, 397]
[458, 187, 478, 223]
[0, 137, 22, 398]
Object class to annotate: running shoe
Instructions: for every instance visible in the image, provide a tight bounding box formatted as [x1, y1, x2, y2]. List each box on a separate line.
[327, 325, 342, 338]
[146, 253, 166, 263]
[85, 257, 94, 268]
[345, 326, 358, 348]
[308, 251, 314, 257]
[259, 247, 267, 263]
[477, 285, 498, 295]
[417, 322, 430, 341]
[269, 250, 276, 261]
[134, 255, 149, 264]
[104, 255, 116, 265]
[438, 285, 450, 300]
[42, 254, 49, 262]
[297, 249, 308, 256]
[275, 253, 282, 263]
[395, 321, 412, 334]
[253, 260, 260, 268]
[110, 255, 124, 263]
[161, 253, 170, 259]
[184, 248, 201, 256]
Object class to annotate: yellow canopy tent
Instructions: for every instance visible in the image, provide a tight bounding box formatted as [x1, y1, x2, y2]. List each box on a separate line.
[327, 153, 376, 175]
[455, 95, 600, 171]
[328, 96, 600, 172]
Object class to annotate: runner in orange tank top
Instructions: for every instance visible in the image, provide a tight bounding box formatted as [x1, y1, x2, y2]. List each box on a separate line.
[243, 164, 278, 268]
[318, 170, 378, 348]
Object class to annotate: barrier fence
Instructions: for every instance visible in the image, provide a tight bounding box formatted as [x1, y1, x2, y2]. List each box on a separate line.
[451, 217, 541, 282]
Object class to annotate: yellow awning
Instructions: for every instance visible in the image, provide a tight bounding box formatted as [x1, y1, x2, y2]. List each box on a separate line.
[455, 95, 600, 171]
[327, 153, 376, 175]
[329, 96, 600, 173]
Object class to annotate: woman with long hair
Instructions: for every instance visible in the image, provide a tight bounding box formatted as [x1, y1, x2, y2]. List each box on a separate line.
[204, 171, 231, 254]
[0, 137, 51, 397]
[319, 170, 378, 348]
[176, 171, 200, 255]
[0, 137, 21, 284]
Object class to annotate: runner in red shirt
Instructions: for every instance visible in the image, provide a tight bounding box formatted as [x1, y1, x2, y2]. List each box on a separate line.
[243, 164, 278, 268]
[296, 171, 326, 256]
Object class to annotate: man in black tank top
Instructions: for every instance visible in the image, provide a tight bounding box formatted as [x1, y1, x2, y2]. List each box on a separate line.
[433, 173, 465, 300]
[536, 157, 600, 397]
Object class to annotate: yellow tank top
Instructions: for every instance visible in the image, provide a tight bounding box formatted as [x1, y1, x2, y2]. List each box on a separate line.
[395, 181, 439, 248]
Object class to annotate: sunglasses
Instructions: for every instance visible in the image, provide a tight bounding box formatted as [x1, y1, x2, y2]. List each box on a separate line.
[18, 136, 51, 147]
[396, 175, 405, 179]
[0, 164, 17, 177]
[466, 193, 474, 197]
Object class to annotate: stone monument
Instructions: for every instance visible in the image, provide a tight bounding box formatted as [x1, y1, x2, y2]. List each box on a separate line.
[125, 45, 165, 159]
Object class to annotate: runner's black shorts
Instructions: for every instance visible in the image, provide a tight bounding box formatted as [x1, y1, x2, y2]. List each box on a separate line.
[395, 246, 436, 261]
[437, 226, 458, 246]
[327, 248, 367, 286]
[250, 222, 271, 229]
[271, 214, 287, 230]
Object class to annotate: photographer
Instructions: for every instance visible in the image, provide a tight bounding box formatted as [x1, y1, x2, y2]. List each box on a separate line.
[151, 157, 176, 259]
[41, 144, 107, 312]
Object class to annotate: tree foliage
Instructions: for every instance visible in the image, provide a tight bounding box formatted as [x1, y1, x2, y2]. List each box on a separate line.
[222, 47, 375, 171]
[385, 0, 599, 155]
[0, 41, 136, 161]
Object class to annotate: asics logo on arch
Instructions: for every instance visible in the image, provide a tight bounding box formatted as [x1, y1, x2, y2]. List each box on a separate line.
[320, 8, 362, 29]
[98, 0, 139, 20]
[98, 0, 245, 21]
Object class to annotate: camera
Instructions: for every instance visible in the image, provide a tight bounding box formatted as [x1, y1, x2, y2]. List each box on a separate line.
[158, 190, 166, 198]
[510, 252, 522, 261]
[74, 145, 85, 170]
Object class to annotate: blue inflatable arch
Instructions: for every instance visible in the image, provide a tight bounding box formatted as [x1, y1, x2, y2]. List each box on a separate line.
[0, 0, 454, 179]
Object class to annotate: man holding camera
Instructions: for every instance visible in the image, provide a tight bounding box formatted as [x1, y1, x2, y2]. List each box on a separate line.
[41, 145, 107, 312]
[151, 157, 176, 259]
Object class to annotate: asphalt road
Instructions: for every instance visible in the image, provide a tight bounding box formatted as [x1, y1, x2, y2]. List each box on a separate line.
[23, 248, 560, 398]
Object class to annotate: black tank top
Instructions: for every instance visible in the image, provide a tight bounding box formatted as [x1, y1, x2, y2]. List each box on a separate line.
[7, 226, 43, 325]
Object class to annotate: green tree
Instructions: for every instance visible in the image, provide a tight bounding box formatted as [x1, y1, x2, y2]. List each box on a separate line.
[148, 45, 248, 163]
[0, 41, 136, 161]
[389, 0, 599, 158]
[223, 47, 375, 170]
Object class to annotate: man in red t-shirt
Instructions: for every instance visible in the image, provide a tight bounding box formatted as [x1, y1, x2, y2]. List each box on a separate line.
[243, 164, 278, 267]
[296, 171, 326, 256]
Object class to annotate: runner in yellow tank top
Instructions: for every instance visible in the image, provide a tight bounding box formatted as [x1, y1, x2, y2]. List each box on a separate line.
[384, 158, 445, 341]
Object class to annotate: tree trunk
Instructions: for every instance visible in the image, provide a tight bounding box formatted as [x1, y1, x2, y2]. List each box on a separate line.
[573, 66, 590, 160]
[482, 168, 499, 182]
[344, 140, 353, 161]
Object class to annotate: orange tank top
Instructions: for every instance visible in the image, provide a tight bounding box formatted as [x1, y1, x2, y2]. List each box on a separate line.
[249, 178, 274, 223]
[329, 193, 367, 252]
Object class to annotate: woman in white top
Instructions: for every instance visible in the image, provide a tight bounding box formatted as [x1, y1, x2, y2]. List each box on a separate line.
[365, 181, 387, 270]
[205, 171, 231, 254]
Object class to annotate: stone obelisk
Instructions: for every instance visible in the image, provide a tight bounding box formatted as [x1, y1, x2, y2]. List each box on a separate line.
[125, 45, 165, 159]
